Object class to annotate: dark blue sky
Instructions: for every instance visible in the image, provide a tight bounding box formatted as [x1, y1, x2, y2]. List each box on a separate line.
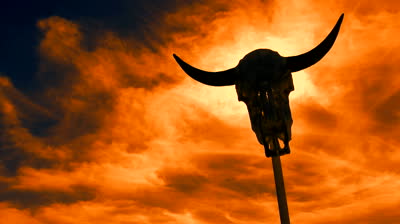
[0, 0, 179, 92]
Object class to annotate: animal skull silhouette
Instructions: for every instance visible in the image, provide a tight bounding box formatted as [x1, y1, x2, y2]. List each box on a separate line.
[173, 14, 343, 157]
[235, 49, 293, 156]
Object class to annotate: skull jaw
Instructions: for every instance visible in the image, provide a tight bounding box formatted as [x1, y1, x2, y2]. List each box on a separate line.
[247, 103, 292, 157]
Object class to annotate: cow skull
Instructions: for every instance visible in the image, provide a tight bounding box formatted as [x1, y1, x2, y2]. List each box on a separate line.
[173, 14, 343, 157]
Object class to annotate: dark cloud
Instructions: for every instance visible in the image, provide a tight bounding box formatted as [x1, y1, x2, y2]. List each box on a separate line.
[195, 153, 267, 175]
[178, 106, 249, 147]
[371, 90, 400, 141]
[129, 187, 189, 213]
[193, 208, 234, 224]
[285, 157, 327, 187]
[0, 146, 56, 177]
[0, 78, 59, 136]
[193, 153, 276, 197]
[312, 202, 400, 224]
[0, 184, 96, 209]
[294, 99, 338, 131]
[159, 170, 208, 194]
[119, 72, 180, 89]
[220, 175, 273, 197]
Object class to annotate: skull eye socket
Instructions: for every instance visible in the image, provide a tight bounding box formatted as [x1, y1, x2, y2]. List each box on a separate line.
[278, 138, 285, 149]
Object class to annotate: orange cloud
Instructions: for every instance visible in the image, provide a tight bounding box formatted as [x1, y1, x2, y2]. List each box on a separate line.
[0, 0, 399, 223]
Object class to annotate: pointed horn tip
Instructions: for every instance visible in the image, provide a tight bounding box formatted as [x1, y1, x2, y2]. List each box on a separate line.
[330, 13, 344, 31]
[285, 13, 345, 72]
[338, 13, 344, 25]
[173, 54, 187, 66]
[172, 54, 184, 65]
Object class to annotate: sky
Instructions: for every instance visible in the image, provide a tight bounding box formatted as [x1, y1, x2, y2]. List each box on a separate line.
[0, 0, 399, 223]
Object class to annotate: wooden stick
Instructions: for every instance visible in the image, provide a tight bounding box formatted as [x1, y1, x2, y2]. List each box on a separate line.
[270, 139, 290, 224]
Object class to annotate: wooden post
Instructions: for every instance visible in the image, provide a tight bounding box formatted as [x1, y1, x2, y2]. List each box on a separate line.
[269, 139, 290, 224]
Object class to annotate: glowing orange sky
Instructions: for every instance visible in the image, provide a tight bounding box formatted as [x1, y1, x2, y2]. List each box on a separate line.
[0, 0, 399, 223]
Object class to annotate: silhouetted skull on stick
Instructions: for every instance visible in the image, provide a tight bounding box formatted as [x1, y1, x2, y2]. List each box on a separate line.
[174, 14, 343, 157]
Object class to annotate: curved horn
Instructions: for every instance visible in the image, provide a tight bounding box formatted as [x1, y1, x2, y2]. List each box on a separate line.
[286, 13, 344, 72]
[173, 54, 237, 86]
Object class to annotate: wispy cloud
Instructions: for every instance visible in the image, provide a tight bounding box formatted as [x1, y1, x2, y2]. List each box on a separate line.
[0, 0, 399, 223]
